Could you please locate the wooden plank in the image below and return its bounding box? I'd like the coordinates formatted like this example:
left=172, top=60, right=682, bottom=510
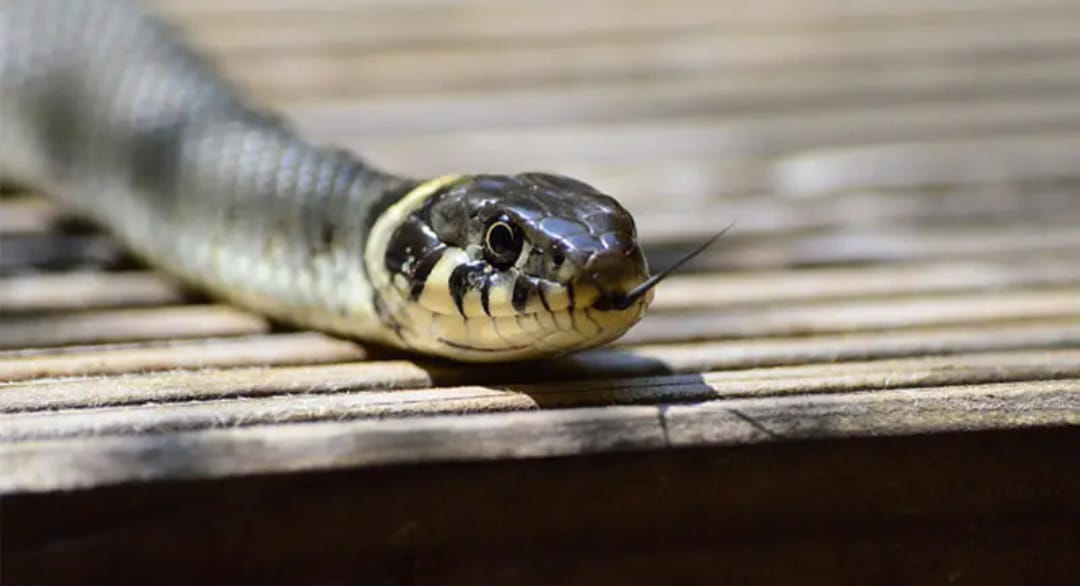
left=0, top=272, right=185, bottom=313
left=217, top=15, right=1080, bottom=98
left=4, top=343, right=1075, bottom=412
left=0, top=305, right=269, bottom=350
left=650, top=224, right=1080, bottom=269
left=153, top=0, right=1078, bottom=17
left=0, top=234, right=128, bottom=275
left=662, top=380, right=1080, bottom=444
left=166, top=3, right=1080, bottom=61
left=0, top=333, right=366, bottom=383
left=1, top=347, right=1075, bottom=420
left=349, top=98, right=1080, bottom=173
left=7, top=426, right=1075, bottom=586
left=2, top=378, right=1075, bottom=492
left=604, top=320, right=1080, bottom=374
left=285, top=58, right=1080, bottom=134
left=0, top=198, right=63, bottom=234
left=776, top=135, right=1080, bottom=195
left=0, top=406, right=665, bottom=487
left=652, top=257, right=1080, bottom=310
left=5, top=426, right=1077, bottom=586
left=625, top=287, right=1080, bottom=345
left=162, top=0, right=1080, bottom=43
left=176, top=0, right=752, bottom=53
left=190, top=5, right=1080, bottom=56
left=560, top=157, right=770, bottom=203
left=0, top=359, right=436, bottom=414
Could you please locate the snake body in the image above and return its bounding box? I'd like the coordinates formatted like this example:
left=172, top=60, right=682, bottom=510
left=0, top=0, right=653, bottom=361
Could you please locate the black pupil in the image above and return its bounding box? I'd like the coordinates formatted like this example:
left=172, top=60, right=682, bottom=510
left=486, top=220, right=520, bottom=266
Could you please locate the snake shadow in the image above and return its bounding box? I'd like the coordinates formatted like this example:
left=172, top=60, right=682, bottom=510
left=372, top=343, right=709, bottom=413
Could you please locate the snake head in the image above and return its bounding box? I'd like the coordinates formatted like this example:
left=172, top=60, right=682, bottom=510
left=367, top=172, right=652, bottom=361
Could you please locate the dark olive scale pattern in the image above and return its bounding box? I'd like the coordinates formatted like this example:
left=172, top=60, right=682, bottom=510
left=448, top=262, right=488, bottom=316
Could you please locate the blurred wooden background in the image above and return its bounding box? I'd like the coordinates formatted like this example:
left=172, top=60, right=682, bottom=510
left=2, top=0, right=1078, bottom=584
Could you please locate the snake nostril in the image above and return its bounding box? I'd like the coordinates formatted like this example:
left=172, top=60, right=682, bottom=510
left=582, top=251, right=643, bottom=300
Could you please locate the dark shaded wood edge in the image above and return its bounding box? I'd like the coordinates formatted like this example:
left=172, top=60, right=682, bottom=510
left=3, top=426, right=1078, bottom=586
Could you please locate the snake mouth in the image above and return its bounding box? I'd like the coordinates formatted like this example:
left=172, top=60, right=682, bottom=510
left=387, top=284, right=651, bottom=362
left=591, top=289, right=646, bottom=312
left=573, top=272, right=653, bottom=314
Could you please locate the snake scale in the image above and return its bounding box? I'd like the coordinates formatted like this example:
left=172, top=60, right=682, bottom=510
left=0, top=0, right=692, bottom=361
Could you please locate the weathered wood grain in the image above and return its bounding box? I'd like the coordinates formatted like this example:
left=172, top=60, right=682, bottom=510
left=606, top=320, right=1080, bottom=373
left=650, top=224, right=1080, bottom=269
left=153, top=0, right=1076, bottom=17
left=3, top=378, right=1075, bottom=492
left=177, top=0, right=747, bottom=53
left=653, top=258, right=1080, bottom=310
left=164, top=0, right=1080, bottom=55
left=0, top=305, right=268, bottom=350
left=626, top=287, right=1080, bottom=344
left=350, top=98, right=1080, bottom=174
left=0, top=333, right=367, bottom=382
left=777, top=135, right=1080, bottom=195
left=217, top=15, right=1080, bottom=98
left=0, top=198, right=63, bottom=234
left=1, top=351, right=1075, bottom=440
left=0, top=272, right=185, bottom=313
left=662, top=379, right=1080, bottom=444
left=284, top=61, right=1080, bottom=135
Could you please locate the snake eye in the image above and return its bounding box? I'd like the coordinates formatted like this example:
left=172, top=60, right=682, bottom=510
left=484, top=216, right=523, bottom=269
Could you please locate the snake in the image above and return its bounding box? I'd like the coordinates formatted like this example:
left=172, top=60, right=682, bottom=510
left=0, top=0, right=715, bottom=362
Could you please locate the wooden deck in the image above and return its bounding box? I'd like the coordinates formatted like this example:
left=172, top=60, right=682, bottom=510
left=2, top=0, right=1079, bottom=584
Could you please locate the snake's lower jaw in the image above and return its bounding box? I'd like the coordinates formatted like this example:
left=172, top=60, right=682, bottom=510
left=387, top=290, right=650, bottom=362
left=577, top=293, right=652, bottom=347
left=462, top=274, right=653, bottom=361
